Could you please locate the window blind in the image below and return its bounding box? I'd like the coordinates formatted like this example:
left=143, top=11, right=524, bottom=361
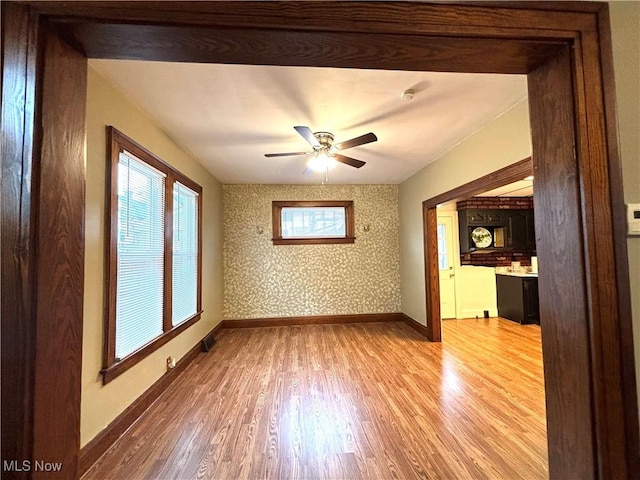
left=115, top=151, right=165, bottom=359
left=172, top=182, right=198, bottom=326
left=437, top=223, right=449, bottom=270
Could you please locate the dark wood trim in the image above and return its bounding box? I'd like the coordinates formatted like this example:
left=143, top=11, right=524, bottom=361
left=222, top=313, right=403, bottom=329
left=163, top=172, right=175, bottom=333
left=596, top=5, right=640, bottom=475
left=34, top=25, right=87, bottom=478
left=528, top=45, right=596, bottom=478
left=423, top=207, right=442, bottom=342
left=399, top=313, right=431, bottom=339
left=424, top=157, right=533, bottom=209
left=567, top=10, right=639, bottom=476
left=197, top=185, right=203, bottom=314
left=272, top=237, right=356, bottom=246
left=30, top=1, right=600, bottom=36
left=272, top=200, right=355, bottom=245
left=450, top=1, right=605, bottom=14
left=51, top=23, right=567, bottom=75
left=345, top=200, right=355, bottom=239
left=271, top=199, right=279, bottom=242
left=103, top=127, right=203, bottom=384
left=208, top=319, right=226, bottom=339
left=28, top=1, right=596, bottom=31
left=79, top=324, right=221, bottom=476
left=272, top=200, right=355, bottom=209
left=110, top=127, right=178, bottom=181
left=104, top=127, right=119, bottom=370
left=109, top=127, right=204, bottom=195
left=101, top=312, right=202, bottom=384
left=1, top=3, right=39, bottom=471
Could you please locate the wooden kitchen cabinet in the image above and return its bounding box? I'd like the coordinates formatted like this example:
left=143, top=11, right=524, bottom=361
left=464, top=209, right=505, bottom=226
left=525, top=211, right=536, bottom=251
left=506, top=210, right=536, bottom=251
left=507, top=211, right=527, bottom=249
left=496, top=273, right=540, bottom=324
left=458, top=208, right=536, bottom=254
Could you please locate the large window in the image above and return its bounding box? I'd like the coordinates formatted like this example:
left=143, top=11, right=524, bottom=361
left=103, top=127, right=202, bottom=383
left=272, top=201, right=355, bottom=245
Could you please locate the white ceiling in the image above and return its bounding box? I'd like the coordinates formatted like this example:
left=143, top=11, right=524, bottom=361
left=90, top=60, right=528, bottom=185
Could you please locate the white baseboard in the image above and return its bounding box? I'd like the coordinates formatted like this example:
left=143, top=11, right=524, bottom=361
left=457, top=308, right=499, bottom=319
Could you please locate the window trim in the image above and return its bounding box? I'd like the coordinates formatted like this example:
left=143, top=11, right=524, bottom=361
left=103, top=127, right=203, bottom=384
left=271, top=200, right=355, bottom=245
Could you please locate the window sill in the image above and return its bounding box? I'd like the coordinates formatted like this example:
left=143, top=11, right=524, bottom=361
left=272, top=237, right=356, bottom=245
left=101, top=311, right=202, bottom=384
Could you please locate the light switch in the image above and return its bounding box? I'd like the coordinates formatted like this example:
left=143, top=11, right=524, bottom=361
left=628, top=203, right=640, bottom=235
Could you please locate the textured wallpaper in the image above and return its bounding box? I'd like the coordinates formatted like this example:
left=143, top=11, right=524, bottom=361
left=223, top=184, right=401, bottom=318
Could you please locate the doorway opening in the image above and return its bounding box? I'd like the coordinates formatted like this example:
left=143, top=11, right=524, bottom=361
left=423, top=158, right=533, bottom=339
left=437, top=172, right=536, bottom=322
left=4, top=3, right=637, bottom=478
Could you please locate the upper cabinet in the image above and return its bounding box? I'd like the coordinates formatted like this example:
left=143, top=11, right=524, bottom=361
left=458, top=204, right=536, bottom=254
left=526, top=211, right=536, bottom=251
left=465, top=209, right=507, bottom=226
left=506, top=210, right=535, bottom=250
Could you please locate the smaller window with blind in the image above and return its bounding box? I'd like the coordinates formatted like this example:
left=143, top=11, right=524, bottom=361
left=103, top=127, right=202, bottom=384
left=272, top=201, right=355, bottom=245
left=172, top=182, right=199, bottom=326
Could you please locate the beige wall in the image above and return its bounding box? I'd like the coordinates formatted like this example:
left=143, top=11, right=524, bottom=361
left=398, top=100, right=532, bottom=324
left=223, top=184, right=401, bottom=318
left=609, top=0, right=640, bottom=409
left=81, top=67, right=224, bottom=447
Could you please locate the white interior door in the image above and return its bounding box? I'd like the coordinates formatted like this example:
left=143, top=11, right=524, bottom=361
left=437, top=215, right=457, bottom=319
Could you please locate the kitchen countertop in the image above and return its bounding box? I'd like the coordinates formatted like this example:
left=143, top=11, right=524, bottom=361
left=495, top=271, right=538, bottom=278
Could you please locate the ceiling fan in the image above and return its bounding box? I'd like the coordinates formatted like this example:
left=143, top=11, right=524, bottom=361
left=265, top=126, right=377, bottom=180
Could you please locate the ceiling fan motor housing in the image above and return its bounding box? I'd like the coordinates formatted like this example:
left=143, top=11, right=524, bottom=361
left=264, top=126, right=373, bottom=170
left=314, top=132, right=335, bottom=149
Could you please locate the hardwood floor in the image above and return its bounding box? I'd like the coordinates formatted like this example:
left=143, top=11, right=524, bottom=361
left=83, top=319, right=548, bottom=479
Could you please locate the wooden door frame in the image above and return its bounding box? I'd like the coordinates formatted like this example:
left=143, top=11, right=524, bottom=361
left=2, top=1, right=637, bottom=478
left=424, top=158, right=534, bottom=341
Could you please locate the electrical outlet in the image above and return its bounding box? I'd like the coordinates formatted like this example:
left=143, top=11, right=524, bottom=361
left=166, top=356, right=176, bottom=370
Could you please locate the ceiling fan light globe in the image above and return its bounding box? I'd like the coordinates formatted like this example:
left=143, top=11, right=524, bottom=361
left=307, top=153, right=337, bottom=172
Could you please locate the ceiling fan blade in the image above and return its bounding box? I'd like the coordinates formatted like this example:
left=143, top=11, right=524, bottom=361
left=335, top=132, right=377, bottom=150
left=294, top=126, right=320, bottom=148
left=264, top=151, right=309, bottom=158
left=333, top=153, right=366, bottom=168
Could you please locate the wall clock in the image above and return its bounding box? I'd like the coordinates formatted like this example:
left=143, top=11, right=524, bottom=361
left=471, top=227, right=492, bottom=248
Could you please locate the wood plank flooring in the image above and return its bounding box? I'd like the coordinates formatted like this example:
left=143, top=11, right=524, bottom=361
left=83, top=319, right=548, bottom=479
